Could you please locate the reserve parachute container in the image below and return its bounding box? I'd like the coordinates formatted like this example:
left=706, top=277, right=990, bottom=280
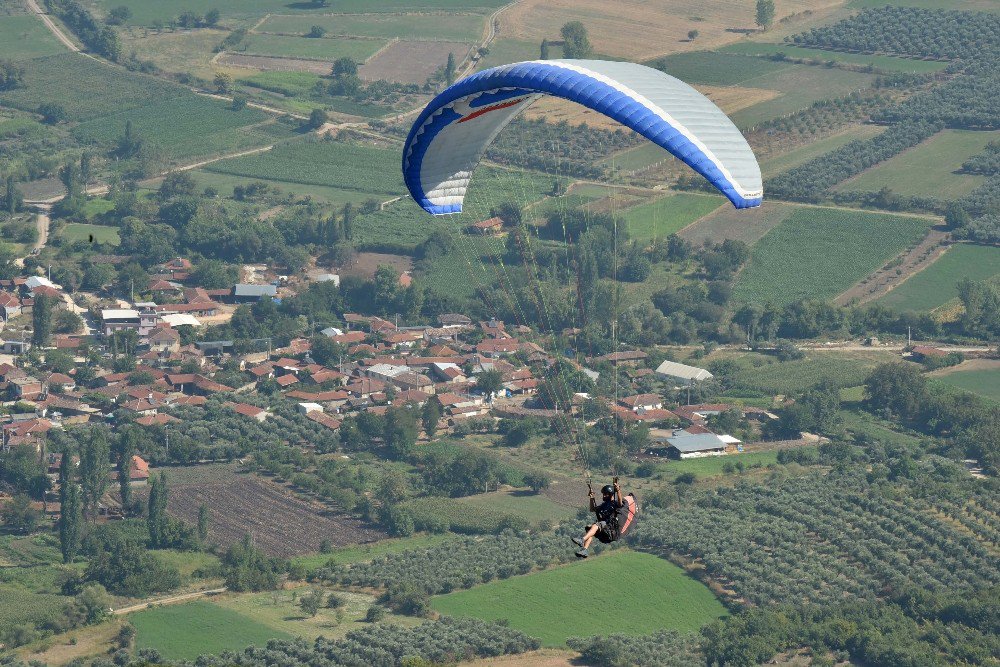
left=402, top=59, right=762, bottom=214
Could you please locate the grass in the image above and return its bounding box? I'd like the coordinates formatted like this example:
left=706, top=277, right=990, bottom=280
left=205, top=138, right=404, bottom=195
left=0, top=115, right=48, bottom=141
left=190, top=169, right=382, bottom=206
left=59, top=223, right=121, bottom=245
left=603, top=143, right=671, bottom=172
left=730, top=66, right=875, bottom=129
left=835, top=129, right=1000, bottom=199
left=72, top=96, right=291, bottom=162
left=0, top=53, right=188, bottom=121
left=621, top=194, right=724, bottom=241
left=456, top=490, right=575, bottom=524
left=0, top=16, right=65, bottom=60
left=150, top=549, right=221, bottom=580
left=237, top=70, right=323, bottom=96
left=240, top=34, right=386, bottom=62
left=877, top=244, right=1000, bottom=312
left=652, top=51, right=791, bottom=86
left=840, top=409, right=926, bottom=448
left=259, top=13, right=484, bottom=42
left=655, top=450, right=787, bottom=481
left=733, top=207, right=932, bottom=306
left=431, top=550, right=727, bottom=646
left=933, top=369, right=1000, bottom=402
left=721, top=351, right=888, bottom=395
left=130, top=600, right=292, bottom=660
left=761, top=125, right=885, bottom=178
left=718, top=42, right=949, bottom=74
left=291, top=533, right=454, bottom=570
left=234, top=71, right=394, bottom=117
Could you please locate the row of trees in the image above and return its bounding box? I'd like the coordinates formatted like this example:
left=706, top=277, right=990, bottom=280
left=766, top=119, right=942, bottom=201
left=45, top=0, right=122, bottom=61
left=790, top=6, right=1000, bottom=61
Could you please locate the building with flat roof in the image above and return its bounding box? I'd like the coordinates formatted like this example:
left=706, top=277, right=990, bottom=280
left=654, top=360, right=714, bottom=386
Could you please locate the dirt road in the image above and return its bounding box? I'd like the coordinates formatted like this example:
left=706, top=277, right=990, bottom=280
left=111, top=587, right=227, bottom=615
left=22, top=0, right=81, bottom=53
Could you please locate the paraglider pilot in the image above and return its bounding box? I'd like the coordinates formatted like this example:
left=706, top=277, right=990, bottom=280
left=572, top=478, right=623, bottom=558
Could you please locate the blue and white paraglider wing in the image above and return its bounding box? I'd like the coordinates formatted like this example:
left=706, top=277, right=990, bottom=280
left=402, top=59, right=763, bottom=215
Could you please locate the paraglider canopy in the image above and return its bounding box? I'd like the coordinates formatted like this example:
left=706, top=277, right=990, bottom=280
left=402, top=59, right=762, bottom=214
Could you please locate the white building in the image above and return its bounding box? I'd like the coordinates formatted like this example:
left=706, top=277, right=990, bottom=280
left=654, top=360, right=714, bottom=387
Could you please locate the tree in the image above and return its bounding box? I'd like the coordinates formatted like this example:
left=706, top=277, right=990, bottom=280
left=306, top=107, right=328, bottom=130
left=560, top=21, right=592, bottom=58
left=445, top=52, right=456, bottom=86
left=106, top=5, right=131, bottom=24
left=421, top=397, right=443, bottom=437
left=687, top=29, right=699, bottom=40
left=755, top=0, right=775, bottom=31
left=115, top=119, right=142, bottom=159
left=158, top=171, right=198, bottom=199
left=341, top=202, right=355, bottom=240
left=3, top=175, right=22, bottom=215
left=115, top=427, right=139, bottom=513
left=31, top=293, right=54, bottom=346
left=864, top=363, right=927, bottom=422
left=384, top=406, right=418, bottom=459
left=524, top=472, right=550, bottom=493
left=475, top=369, right=503, bottom=400
left=204, top=8, right=221, bottom=26
left=222, top=533, right=280, bottom=591
left=0, top=60, right=25, bottom=91
left=310, top=335, right=345, bottom=368
left=540, top=38, right=550, bottom=59
left=331, top=56, right=358, bottom=78
left=300, top=589, right=324, bottom=617
left=147, top=472, right=169, bottom=547
left=79, top=428, right=110, bottom=521
left=59, top=454, right=82, bottom=563
left=197, top=504, right=210, bottom=542
left=308, top=25, right=326, bottom=38
left=2, top=494, right=39, bottom=534
left=38, top=102, right=66, bottom=125
left=214, top=71, right=233, bottom=93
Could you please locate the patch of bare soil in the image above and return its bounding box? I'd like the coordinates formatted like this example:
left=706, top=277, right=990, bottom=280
left=359, top=40, right=473, bottom=84
left=678, top=200, right=794, bottom=246
left=834, top=228, right=950, bottom=306
left=339, top=251, right=413, bottom=280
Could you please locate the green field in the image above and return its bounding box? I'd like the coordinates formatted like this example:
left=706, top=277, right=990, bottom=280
left=652, top=51, right=791, bottom=86
left=131, top=600, right=291, bottom=660
left=603, top=143, right=672, bottom=172
left=205, top=139, right=404, bottom=195
left=723, top=352, right=888, bottom=395
left=933, top=368, right=1000, bottom=402
left=0, top=54, right=188, bottom=121
left=431, top=550, right=727, bottom=646
left=0, top=16, right=65, bottom=60
left=457, top=490, right=575, bottom=524
left=59, top=223, right=121, bottom=245
left=835, top=129, right=1000, bottom=199
left=260, top=13, right=483, bottom=42
left=622, top=194, right=725, bottom=241
left=90, top=0, right=506, bottom=25
left=241, top=34, right=385, bottom=62
left=733, top=208, right=931, bottom=305
left=235, top=70, right=393, bottom=117
left=877, top=244, right=1000, bottom=312
left=190, top=169, right=380, bottom=206
left=657, top=450, right=788, bottom=480
left=718, top=42, right=949, bottom=74
left=730, top=67, right=876, bottom=129
left=761, top=125, right=885, bottom=177
left=291, top=533, right=454, bottom=570
left=0, top=115, right=48, bottom=141
left=72, top=96, right=290, bottom=161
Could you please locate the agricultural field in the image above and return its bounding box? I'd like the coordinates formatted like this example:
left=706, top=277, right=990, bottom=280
left=604, top=143, right=672, bottom=173
left=456, top=489, right=575, bottom=524
left=204, top=139, right=405, bottom=196
left=718, top=41, right=950, bottom=73
left=733, top=207, right=932, bottom=305
left=259, top=13, right=485, bottom=42
left=233, top=70, right=395, bottom=117
left=718, top=350, right=891, bottom=396
left=678, top=200, right=795, bottom=246
left=240, top=34, right=386, bottom=62
left=876, top=244, right=1000, bottom=312
left=0, top=15, right=65, bottom=60
left=0, top=53, right=187, bottom=121
left=58, top=223, right=121, bottom=245
left=359, top=40, right=471, bottom=85
left=760, top=125, right=885, bottom=177
left=431, top=550, right=728, bottom=646
left=476, top=39, right=562, bottom=71
left=652, top=449, right=788, bottom=481
left=131, top=600, right=291, bottom=660
left=835, top=129, right=1000, bottom=199
left=154, top=463, right=385, bottom=557
left=71, top=97, right=292, bottom=162
left=402, top=495, right=527, bottom=534
left=932, top=361, right=1000, bottom=402
left=730, top=66, right=876, bottom=129
left=120, top=29, right=228, bottom=79
left=621, top=193, right=725, bottom=241
left=190, top=170, right=380, bottom=206
left=653, top=51, right=792, bottom=86
left=291, top=534, right=454, bottom=570
left=847, top=0, right=1000, bottom=9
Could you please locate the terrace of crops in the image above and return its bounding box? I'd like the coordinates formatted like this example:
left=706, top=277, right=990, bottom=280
left=733, top=208, right=932, bottom=306
left=876, top=244, right=1000, bottom=312
left=258, top=13, right=484, bottom=42
left=430, top=550, right=727, bottom=647
left=621, top=194, right=725, bottom=241
left=87, top=0, right=507, bottom=25
left=203, top=139, right=405, bottom=196
left=238, top=34, right=386, bottom=63
left=835, top=129, right=1000, bottom=200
